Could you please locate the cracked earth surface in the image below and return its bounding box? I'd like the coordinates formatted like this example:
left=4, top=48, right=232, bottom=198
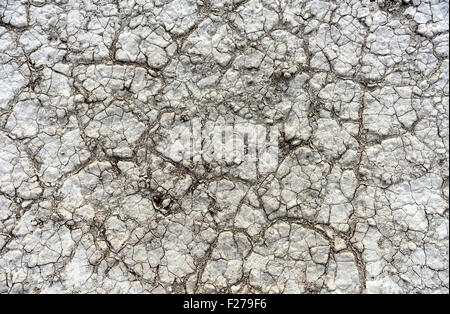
left=0, top=0, right=449, bottom=294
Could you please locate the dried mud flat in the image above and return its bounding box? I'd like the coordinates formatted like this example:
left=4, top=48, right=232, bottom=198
left=0, top=0, right=448, bottom=294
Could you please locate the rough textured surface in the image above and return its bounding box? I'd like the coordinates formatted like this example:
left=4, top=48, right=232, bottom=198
left=0, top=0, right=448, bottom=294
